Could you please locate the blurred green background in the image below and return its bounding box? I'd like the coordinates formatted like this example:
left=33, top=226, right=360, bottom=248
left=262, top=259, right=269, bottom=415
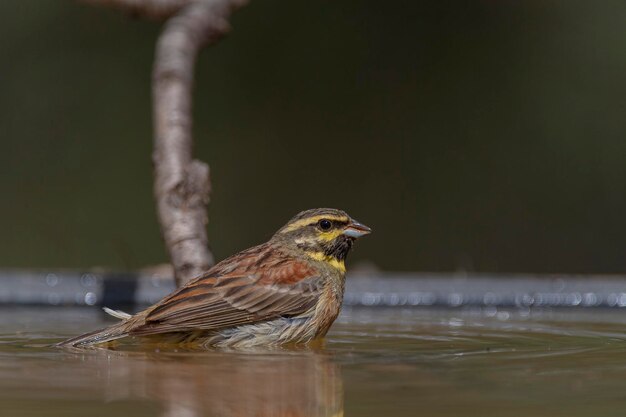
left=1, top=1, right=625, bottom=274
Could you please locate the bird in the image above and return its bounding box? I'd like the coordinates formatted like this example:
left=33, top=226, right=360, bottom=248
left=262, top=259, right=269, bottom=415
left=57, top=208, right=371, bottom=349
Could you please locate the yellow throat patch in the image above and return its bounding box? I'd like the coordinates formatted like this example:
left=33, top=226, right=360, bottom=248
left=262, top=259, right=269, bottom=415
left=306, top=251, right=346, bottom=273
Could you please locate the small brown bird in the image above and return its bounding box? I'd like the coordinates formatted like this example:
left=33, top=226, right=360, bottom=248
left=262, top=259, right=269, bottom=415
left=58, top=208, right=371, bottom=349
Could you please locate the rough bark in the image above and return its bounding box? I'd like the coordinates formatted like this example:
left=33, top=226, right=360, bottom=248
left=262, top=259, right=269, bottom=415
left=82, top=0, right=246, bottom=285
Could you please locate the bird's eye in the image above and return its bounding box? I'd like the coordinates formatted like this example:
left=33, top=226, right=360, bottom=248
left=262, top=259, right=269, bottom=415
left=318, top=219, right=332, bottom=231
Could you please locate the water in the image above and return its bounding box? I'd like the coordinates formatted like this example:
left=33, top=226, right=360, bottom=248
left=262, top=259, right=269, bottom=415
left=3, top=306, right=626, bottom=416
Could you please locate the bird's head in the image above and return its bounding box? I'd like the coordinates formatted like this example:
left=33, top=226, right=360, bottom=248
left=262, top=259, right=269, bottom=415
left=272, top=208, right=371, bottom=271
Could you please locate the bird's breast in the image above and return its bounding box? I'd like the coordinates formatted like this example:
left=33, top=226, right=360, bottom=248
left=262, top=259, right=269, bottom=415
left=311, top=273, right=346, bottom=338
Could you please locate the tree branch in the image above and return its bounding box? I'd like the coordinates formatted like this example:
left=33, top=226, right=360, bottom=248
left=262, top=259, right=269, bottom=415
left=82, top=0, right=247, bottom=285
left=81, top=0, right=194, bottom=19
left=153, top=0, right=245, bottom=285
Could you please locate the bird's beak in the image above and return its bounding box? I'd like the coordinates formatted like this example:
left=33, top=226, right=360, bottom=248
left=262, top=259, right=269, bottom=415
left=343, top=220, right=372, bottom=238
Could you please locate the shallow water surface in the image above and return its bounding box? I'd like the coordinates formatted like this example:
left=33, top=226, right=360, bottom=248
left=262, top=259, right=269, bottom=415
left=3, top=306, right=626, bottom=416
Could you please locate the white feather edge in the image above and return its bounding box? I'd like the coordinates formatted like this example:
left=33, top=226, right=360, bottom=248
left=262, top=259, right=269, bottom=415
left=102, top=307, right=132, bottom=320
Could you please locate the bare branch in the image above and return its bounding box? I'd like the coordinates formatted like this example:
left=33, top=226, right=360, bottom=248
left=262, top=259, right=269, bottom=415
left=80, top=0, right=195, bottom=19
left=153, top=0, right=245, bottom=285
left=82, top=0, right=246, bottom=285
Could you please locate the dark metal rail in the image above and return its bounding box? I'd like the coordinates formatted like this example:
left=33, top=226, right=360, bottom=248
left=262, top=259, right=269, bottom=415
left=2, top=269, right=626, bottom=309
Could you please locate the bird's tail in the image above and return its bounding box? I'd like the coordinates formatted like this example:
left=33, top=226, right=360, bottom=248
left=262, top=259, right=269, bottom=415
left=55, top=320, right=131, bottom=348
left=56, top=308, right=140, bottom=348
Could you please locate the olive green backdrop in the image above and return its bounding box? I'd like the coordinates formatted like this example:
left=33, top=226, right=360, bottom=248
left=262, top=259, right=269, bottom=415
left=1, top=1, right=625, bottom=273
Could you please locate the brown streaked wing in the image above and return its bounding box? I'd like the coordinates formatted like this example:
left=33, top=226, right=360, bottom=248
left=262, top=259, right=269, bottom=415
left=129, top=247, right=323, bottom=336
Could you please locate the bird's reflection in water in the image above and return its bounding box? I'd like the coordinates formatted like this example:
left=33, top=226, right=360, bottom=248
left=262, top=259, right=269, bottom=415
left=76, top=346, right=343, bottom=417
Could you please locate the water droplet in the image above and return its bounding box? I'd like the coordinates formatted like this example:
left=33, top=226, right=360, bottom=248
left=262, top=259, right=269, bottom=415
left=386, top=293, right=401, bottom=306
left=566, top=292, right=582, bottom=306
left=80, top=274, right=97, bottom=287
left=582, top=292, right=597, bottom=306
left=483, top=292, right=499, bottom=305
left=362, top=292, right=381, bottom=306
left=448, top=293, right=463, bottom=307
left=46, top=274, right=59, bottom=287
left=496, top=311, right=510, bottom=321
left=84, top=292, right=97, bottom=306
